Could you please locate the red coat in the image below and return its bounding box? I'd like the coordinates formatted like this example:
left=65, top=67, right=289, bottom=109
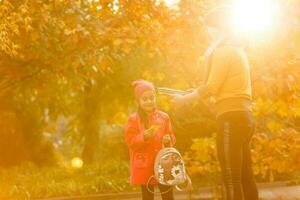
left=124, top=110, right=176, bottom=185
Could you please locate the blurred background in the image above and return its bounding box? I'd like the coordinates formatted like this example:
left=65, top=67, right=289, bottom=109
left=0, top=0, right=299, bottom=198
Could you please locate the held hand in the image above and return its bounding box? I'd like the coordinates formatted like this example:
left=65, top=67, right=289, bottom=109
left=171, top=89, right=201, bottom=109
left=171, top=94, right=187, bottom=109
left=144, top=125, right=160, bottom=141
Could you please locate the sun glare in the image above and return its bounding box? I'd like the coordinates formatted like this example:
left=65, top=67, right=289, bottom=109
left=232, top=0, right=277, bottom=34
left=71, top=157, right=83, bottom=169
left=164, top=0, right=180, bottom=8
left=156, top=0, right=180, bottom=10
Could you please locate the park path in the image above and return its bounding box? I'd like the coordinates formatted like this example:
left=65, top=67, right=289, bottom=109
left=36, top=182, right=300, bottom=200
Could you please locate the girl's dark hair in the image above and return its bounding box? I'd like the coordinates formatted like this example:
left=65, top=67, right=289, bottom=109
left=137, top=106, right=149, bottom=129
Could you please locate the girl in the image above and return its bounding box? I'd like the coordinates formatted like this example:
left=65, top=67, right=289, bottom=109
left=125, top=80, right=176, bottom=200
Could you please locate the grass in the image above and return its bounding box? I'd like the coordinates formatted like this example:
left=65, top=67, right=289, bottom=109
left=1, top=159, right=299, bottom=200
left=0, top=159, right=134, bottom=199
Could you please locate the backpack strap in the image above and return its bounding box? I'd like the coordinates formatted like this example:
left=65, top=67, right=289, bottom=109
left=175, top=174, right=193, bottom=191
left=146, top=176, right=173, bottom=195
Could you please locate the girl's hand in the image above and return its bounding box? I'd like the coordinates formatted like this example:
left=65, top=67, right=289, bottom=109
left=162, top=134, right=171, bottom=146
left=144, top=125, right=160, bottom=141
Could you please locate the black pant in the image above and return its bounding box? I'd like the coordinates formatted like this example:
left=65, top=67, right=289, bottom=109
left=141, top=184, right=174, bottom=200
left=217, top=111, right=258, bottom=200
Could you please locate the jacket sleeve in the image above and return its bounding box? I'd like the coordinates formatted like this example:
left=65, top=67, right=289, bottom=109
left=124, top=115, right=148, bottom=151
left=205, top=47, right=231, bottom=96
left=165, top=115, right=176, bottom=147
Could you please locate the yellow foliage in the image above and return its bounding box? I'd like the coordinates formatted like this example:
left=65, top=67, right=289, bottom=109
left=185, top=129, right=300, bottom=181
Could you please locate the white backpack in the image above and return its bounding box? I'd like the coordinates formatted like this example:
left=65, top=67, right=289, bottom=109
left=148, top=147, right=192, bottom=193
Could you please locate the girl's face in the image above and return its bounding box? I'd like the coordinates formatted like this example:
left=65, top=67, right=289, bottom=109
left=138, top=90, right=156, bottom=113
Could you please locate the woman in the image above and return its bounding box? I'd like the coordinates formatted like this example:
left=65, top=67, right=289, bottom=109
left=172, top=6, right=259, bottom=200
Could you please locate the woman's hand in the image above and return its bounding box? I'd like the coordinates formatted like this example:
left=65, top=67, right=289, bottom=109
left=171, top=89, right=200, bottom=109
left=171, top=94, right=187, bottom=109
left=186, top=88, right=196, bottom=93
left=162, top=134, right=171, bottom=146
left=144, top=125, right=160, bottom=141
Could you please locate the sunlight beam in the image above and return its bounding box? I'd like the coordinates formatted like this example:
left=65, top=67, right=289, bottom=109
left=231, top=0, right=277, bottom=35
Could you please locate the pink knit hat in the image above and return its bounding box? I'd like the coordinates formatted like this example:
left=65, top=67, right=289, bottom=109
left=132, top=80, right=155, bottom=99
